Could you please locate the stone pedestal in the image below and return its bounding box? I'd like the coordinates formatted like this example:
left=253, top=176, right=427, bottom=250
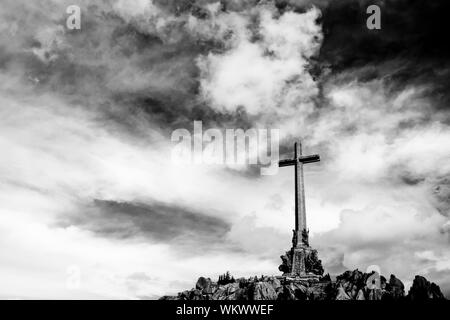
left=279, top=244, right=324, bottom=278
left=291, top=245, right=311, bottom=276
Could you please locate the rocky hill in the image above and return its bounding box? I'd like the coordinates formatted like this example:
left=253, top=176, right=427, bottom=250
left=160, top=270, right=446, bottom=301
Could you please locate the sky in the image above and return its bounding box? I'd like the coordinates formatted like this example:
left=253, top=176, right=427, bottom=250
left=0, top=0, right=449, bottom=299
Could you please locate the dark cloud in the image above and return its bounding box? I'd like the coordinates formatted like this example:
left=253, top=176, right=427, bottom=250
left=127, top=272, right=154, bottom=282
left=318, top=0, right=450, bottom=68
left=0, top=0, right=269, bottom=141
left=2, top=0, right=449, bottom=137
left=311, top=0, right=450, bottom=113
left=58, top=199, right=232, bottom=251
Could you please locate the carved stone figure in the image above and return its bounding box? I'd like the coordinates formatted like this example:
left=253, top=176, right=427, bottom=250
left=304, top=249, right=324, bottom=275
left=292, top=230, right=297, bottom=247
left=278, top=251, right=292, bottom=274
left=302, top=228, right=309, bottom=246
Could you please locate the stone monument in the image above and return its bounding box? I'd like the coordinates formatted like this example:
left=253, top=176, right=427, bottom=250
left=278, top=141, right=324, bottom=280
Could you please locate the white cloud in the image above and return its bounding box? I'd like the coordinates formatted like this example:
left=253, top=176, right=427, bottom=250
left=197, top=5, right=322, bottom=116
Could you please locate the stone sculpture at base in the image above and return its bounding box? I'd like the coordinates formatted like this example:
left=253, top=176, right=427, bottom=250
left=279, top=234, right=324, bottom=279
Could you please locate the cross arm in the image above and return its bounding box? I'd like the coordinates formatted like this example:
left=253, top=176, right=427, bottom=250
left=279, top=155, right=320, bottom=167
left=278, top=159, right=296, bottom=167
left=299, top=154, right=320, bottom=164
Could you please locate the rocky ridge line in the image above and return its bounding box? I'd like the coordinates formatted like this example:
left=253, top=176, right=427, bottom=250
left=160, top=270, right=446, bottom=301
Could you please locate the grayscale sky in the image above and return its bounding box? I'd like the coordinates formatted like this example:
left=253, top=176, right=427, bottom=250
left=0, top=0, right=449, bottom=299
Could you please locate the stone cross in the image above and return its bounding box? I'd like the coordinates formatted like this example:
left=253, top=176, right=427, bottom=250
left=279, top=142, right=320, bottom=247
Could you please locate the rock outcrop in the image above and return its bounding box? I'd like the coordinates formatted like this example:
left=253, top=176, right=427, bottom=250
left=160, top=270, right=446, bottom=301
left=407, top=275, right=446, bottom=300
left=195, top=277, right=213, bottom=295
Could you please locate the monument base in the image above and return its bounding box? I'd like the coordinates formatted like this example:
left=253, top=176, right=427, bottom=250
left=279, top=244, right=324, bottom=278
left=291, top=246, right=311, bottom=275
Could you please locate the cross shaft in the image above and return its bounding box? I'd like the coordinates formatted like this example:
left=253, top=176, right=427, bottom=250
left=278, top=142, right=320, bottom=247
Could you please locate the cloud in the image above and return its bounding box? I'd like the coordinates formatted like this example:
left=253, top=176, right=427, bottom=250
left=197, top=4, right=322, bottom=120
left=58, top=199, right=232, bottom=251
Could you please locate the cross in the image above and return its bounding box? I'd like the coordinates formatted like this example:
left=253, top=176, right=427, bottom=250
left=279, top=141, right=320, bottom=247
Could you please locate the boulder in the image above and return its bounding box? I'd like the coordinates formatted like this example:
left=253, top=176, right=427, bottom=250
left=189, top=289, right=204, bottom=300
left=212, top=283, right=240, bottom=300
left=389, top=274, right=405, bottom=299
left=179, top=290, right=191, bottom=300
left=196, top=277, right=212, bottom=294
left=356, top=289, right=365, bottom=300
left=268, top=277, right=282, bottom=291
left=159, top=295, right=178, bottom=300
left=234, top=287, right=249, bottom=300
left=292, top=282, right=308, bottom=300
left=408, top=275, right=446, bottom=300
left=252, top=282, right=278, bottom=300
left=336, top=285, right=351, bottom=300
left=279, top=284, right=296, bottom=300
left=350, top=284, right=358, bottom=299
left=308, top=282, right=331, bottom=300
left=368, top=288, right=382, bottom=300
